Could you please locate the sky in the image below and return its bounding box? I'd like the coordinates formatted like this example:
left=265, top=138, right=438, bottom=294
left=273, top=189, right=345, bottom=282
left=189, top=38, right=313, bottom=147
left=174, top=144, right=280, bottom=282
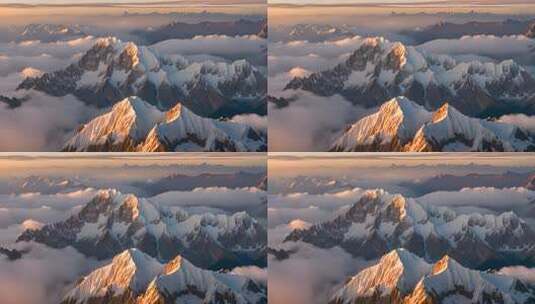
left=268, top=0, right=535, bottom=16
left=0, top=0, right=264, bottom=4
left=0, top=153, right=266, bottom=176
left=269, top=0, right=533, bottom=4
left=269, top=153, right=535, bottom=177
left=0, top=1, right=266, bottom=17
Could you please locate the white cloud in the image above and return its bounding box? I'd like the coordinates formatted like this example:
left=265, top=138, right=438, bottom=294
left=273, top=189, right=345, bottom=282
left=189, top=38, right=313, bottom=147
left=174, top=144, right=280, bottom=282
left=0, top=37, right=96, bottom=76
left=0, top=91, right=99, bottom=151
left=0, top=243, right=101, bottom=304
left=268, top=37, right=361, bottom=77
left=268, top=243, right=372, bottom=304
left=268, top=189, right=368, bottom=228
left=150, top=35, right=266, bottom=58
left=269, top=91, right=372, bottom=151
left=0, top=38, right=98, bottom=153
left=269, top=54, right=344, bottom=77
left=0, top=37, right=96, bottom=59
left=417, top=35, right=535, bottom=62
left=0, top=189, right=98, bottom=228
left=498, top=266, right=535, bottom=284
left=150, top=187, right=266, bottom=210
left=417, top=187, right=535, bottom=212
left=230, top=266, right=267, bottom=284
left=230, top=113, right=267, bottom=133
left=269, top=207, right=334, bottom=229
left=498, top=113, right=535, bottom=133
left=267, top=37, right=379, bottom=152
left=269, top=37, right=362, bottom=61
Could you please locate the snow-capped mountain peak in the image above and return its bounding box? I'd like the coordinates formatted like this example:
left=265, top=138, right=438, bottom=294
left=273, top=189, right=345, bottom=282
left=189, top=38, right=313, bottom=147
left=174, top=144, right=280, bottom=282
left=430, top=254, right=453, bottom=275
left=431, top=102, right=451, bottom=123
left=330, top=250, right=535, bottom=304
left=62, top=248, right=163, bottom=304
left=332, top=97, right=535, bottom=152
left=18, top=37, right=266, bottom=117
left=62, top=96, right=164, bottom=151
left=285, top=189, right=535, bottom=269
left=285, top=36, right=535, bottom=118
left=63, top=96, right=266, bottom=152
left=331, top=248, right=431, bottom=303
left=62, top=249, right=267, bottom=304
left=331, top=96, right=432, bottom=151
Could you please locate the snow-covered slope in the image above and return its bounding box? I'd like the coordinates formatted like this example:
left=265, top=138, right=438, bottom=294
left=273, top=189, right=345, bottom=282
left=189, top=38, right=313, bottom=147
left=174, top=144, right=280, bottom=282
left=17, top=189, right=267, bottom=269
left=139, top=254, right=266, bottom=304
left=285, top=36, right=535, bottom=118
left=330, top=249, right=432, bottom=304
left=62, top=249, right=163, bottom=304
left=284, top=189, right=535, bottom=269
left=331, top=96, right=432, bottom=151
left=17, top=37, right=266, bottom=118
left=62, top=249, right=267, bottom=304
left=330, top=249, right=535, bottom=304
left=331, top=97, right=535, bottom=152
left=62, top=96, right=266, bottom=152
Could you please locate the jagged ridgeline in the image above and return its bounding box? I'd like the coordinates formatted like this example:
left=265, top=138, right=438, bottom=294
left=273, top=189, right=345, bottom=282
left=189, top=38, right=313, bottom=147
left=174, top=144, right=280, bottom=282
left=17, top=37, right=267, bottom=118
left=331, top=97, right=535, bottom=152
left=284, top=37, right=535, bottom=118
left=60, top=249, right=267, bottom=304
left=285, top=189, right=535, bottom=270
left=329, top=249, right=535, bottom=304
left=62, top=97, right=267, bottom=152
left=18, top=189, right=267, bottom=270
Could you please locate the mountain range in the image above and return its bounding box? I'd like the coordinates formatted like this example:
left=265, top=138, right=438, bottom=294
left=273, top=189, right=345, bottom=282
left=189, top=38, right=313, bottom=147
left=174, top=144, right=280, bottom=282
left=400, top=19, right=535, bottom=44
left=61, top=248, right=267, bottom=304
left=17, top=189, right=267, bottom=270
left=330, top=249, right=535, bottom=304
left=331, top=97, right=535, bottom=152
left=16, top=23, right=86, bottom=42
left=17, top=37, right=267, bottom=118
left=285, top=37, right=535, bottom=118
left=133, top=19, right=267, bottom=44
left=279, top=24, right=354, bottom=42
left=62, top=96, right=266, bottom=152
left=5, top=175, right=87, bottom=195
left=280, top=175, right=353, bottom=195
left=284, top=189, right=535, bottom=270
left=134, top=171, right=267, bottom=196
left=400, top=171, right=535, bottom=195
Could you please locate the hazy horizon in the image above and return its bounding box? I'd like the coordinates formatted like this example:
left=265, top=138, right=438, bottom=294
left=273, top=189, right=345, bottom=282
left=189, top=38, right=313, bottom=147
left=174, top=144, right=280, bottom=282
left=0, top=1, right=266, bottom=19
